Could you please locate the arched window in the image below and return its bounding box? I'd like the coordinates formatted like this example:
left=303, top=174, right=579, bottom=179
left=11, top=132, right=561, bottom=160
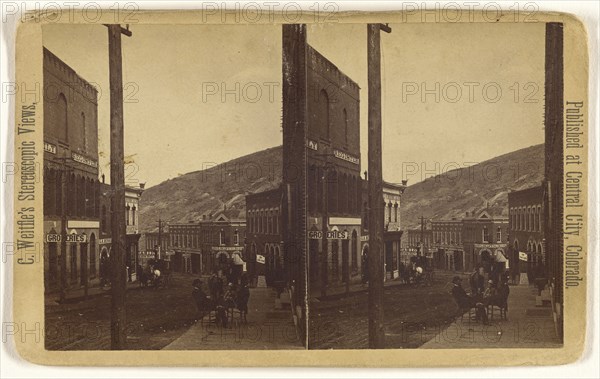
left=219, top=229, right=224, bottom=245
left=131, top=206, right=136, bottom=226
left=82, top=112, right=87, bottom=152
left=482, top=226, right=489, bottom=243
left=125, top=205, right=130, bottom=225
left=317, top=89, right=330, bottom=139
left=57, top=93, right=68, bottom=142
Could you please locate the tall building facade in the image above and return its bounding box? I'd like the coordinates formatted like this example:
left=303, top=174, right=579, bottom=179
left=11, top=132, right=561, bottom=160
left=43, top=48, right=100, bottom=295
left=305, top=45, right=363, bottom=290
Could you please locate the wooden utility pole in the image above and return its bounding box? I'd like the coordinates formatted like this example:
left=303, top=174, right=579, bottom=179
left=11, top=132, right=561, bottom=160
left=419, top=215, right=425, bottom=256
left=156, top=218, right=162, bottom=259
left=107, top=23, right=131, bottom=350
left=321, top=166, right=328, bottom=298
left=281, top=24, right=308, bottom=346
left=367, top=23, right=391, bottom=349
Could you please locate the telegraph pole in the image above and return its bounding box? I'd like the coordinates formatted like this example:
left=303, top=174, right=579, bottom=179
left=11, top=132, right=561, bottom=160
left=321, top=166, right=328, bottom=298
left=156, top=218, right=162, bottom=260
left=367, top=23, right=391, bottom=349
left=107, top=23, right=132, bottom=350
left=419, top=215, right=425, bottom=256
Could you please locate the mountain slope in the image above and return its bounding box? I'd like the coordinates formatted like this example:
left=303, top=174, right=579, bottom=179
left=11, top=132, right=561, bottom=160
left=139, top=146, right=282, bottom=233
left=400, top=144, right=544, bottom=229
left=139, top=143, right=544, bottom=233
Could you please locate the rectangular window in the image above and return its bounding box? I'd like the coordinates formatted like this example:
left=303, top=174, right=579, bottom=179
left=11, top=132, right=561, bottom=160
left=496, top=227, right=501, bottom=243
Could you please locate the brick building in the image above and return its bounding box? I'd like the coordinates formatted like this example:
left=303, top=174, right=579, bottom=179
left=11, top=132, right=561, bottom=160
left=431, top=219, right=463, bottom=271
left=245, top=186, right=283, bottom=286
left=167, top=209, right=246, bottom=277
left=462, top=210, right=509, bottom=273
left=43, top=48, right=100, bottom=295
left=305, top=45, right=363, bottom=291
left=508, top=185, right=544, bottom=283
left=401, top=227, right=433, bottom=265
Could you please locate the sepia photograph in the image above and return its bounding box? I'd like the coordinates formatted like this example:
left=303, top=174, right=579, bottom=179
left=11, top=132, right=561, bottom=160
left=37, top=16, right=572, bottom=353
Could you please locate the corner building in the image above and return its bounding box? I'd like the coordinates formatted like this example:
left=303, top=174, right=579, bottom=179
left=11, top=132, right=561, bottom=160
left=304, top=46, right=363, bottom=290
left=43, top=48, right=100, bottom=295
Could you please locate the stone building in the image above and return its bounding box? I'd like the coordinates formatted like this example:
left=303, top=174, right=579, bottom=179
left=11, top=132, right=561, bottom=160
left=43, top=48, right=100, bottom=295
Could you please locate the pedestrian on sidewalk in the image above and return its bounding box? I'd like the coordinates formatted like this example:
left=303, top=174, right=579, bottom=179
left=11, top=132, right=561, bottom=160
left=236, top=281, right=250, bottom=324
left=452, top=276, right=489, bottom=325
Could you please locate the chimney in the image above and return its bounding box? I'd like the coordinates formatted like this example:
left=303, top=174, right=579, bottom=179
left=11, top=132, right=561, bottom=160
left=139, top=182, right=146, bottom=190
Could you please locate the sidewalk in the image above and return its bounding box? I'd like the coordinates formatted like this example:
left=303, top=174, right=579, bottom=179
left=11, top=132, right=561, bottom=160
left=419, top=283, right=562, bottom=349
left=163, top=287, right=304, bottom=350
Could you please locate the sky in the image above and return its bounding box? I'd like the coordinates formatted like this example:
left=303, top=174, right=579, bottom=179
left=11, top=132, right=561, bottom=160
left=42, top=22, right=544, bottom=187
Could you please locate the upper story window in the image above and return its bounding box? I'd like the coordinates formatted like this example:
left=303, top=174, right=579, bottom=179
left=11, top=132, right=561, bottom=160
left=234, top=229, right=239, bottom=245
left=482, top=226, right=489, bottom=243
left=496, top=227, right=502, bottom=243
left=219, top=229, right=224, bottom=245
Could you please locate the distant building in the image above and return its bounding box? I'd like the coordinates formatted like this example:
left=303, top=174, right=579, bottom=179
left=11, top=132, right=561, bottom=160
left=167, top=209, right=246, bottom=277
left=245, top=186, right=283, bottom=286
left=43, top=48, right=100, bottom=295
left=431, top=219, right=464, bottom=271
left=462, top=210, right=509, bottom=274
left=508, top=185, right=545, bottom=283
left=401, top=227, right=433, bottom=265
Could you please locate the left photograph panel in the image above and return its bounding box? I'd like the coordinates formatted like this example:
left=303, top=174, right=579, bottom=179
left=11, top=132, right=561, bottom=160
left=41, top=23, right=306, bottom=350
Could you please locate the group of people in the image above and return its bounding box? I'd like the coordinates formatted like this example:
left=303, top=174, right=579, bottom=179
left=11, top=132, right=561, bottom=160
left=451, top=266, right=510, bottom=324
left=137, top=259, right=169, bottom=289
left=192, top=270, right=250, bottom=327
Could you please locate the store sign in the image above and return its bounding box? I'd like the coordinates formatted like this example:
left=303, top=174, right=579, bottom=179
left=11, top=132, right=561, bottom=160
left=519, top=251, right=528, bottom=261
left=256, top=254, right=266, bottom=264
left=333, top=149, right=359, bottom=165
left=44, top=142, right=56, bottom=154
left=306, top=139, right=318, bottom=151
left=45, top=233, right=87, bottom=243
left=72, top=152, right=98, bottom=168
left=308, top=230, right=349, bottom=240
left=210, top=246, right=243, bottom=252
